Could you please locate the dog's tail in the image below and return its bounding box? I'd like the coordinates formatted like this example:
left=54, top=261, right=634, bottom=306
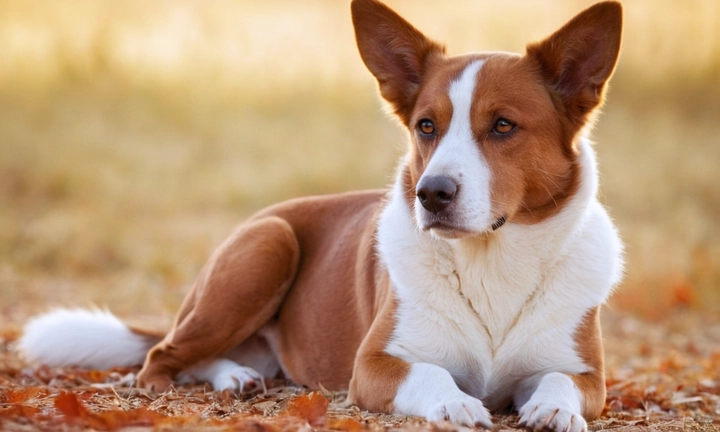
left=17, top=309, right=163, bottom=370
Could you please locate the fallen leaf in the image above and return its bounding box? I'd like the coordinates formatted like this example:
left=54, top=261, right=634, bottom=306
left=285, top=392, right=329, bottom=426
left=54, top=390, right=86, bottom=417
left=0, top=404, right=41, bottom=419
left=326, top=416, right=364, bottom=431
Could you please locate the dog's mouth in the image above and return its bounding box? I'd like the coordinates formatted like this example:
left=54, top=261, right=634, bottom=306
left=421, top=214, right=508, bottom=238
left=424, top=221, right=474, bottom=239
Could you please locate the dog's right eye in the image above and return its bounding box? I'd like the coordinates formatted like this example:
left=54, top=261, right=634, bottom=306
left=493, top=118, right=515, bottom=134
left=418, top=119, right=436, bottom=136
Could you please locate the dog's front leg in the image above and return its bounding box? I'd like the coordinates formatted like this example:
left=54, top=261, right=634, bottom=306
left=517, top=372, right=589, bottom=432
left=517, top=367, right=605, bottom=432
left=517, top=308, right=606, bottom=432
left=351, top=355, right=491, bottom=428
left=396, top=362, right=493, bottom=427
left=349, top=296, right=492, bottom=429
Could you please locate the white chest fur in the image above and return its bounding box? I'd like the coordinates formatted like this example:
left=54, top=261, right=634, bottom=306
left=377, top=140, right=623, bottom=410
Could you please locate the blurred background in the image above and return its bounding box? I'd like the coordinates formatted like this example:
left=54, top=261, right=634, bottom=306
left=1, top=0, right=718, bottom=321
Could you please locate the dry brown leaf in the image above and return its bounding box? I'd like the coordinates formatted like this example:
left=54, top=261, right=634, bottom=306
left=0, top=403, right=41, bottom=420
left=54, top=390, right=85, bottom=417
left=285, top=391, right=329, bottom=426
left=326, top=416, right=364, bottom=431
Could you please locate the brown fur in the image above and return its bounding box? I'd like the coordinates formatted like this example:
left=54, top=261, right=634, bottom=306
left=348, top=284, right=410, bottom=412
left=526, top=2, right=623, bottom=132
left=269, top=192, right=386, bottom=389
left=570, top=307, right=606, bottom=419
left=138, top=215, right=301, bottom=390
left=137, top=191, right=387, bottom=390
left=474, top=54, right=582, bottom=225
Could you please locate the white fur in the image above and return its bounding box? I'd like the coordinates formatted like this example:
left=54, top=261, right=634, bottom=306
left=394, top=362, right=491, bottom=427
left=415, top=60, right=495, bottom=234
left=18, top=309, right=155, bottom=369
left=381, top=132, right=623, bottom=424
left=180, top=358, right=264, bottom=392
left=518, top=372, right=587, bottom=432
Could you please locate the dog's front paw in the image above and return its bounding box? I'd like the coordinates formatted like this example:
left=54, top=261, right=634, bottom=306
left=210, top=364, right=264, bottom=392
left=427, top=395, right=492, bottom=429
left=519, top=402, right=586, bottom=432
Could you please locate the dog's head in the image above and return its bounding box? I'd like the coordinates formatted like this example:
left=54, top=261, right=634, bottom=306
left=352, top=0, right=622, bottom=239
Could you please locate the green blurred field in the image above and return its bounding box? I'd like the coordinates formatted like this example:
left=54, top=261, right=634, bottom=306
left=1, top=0, right=718, bottom=319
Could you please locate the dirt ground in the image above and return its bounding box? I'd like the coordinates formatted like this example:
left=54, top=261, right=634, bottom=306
left=1, top=307, right=718, bottom=431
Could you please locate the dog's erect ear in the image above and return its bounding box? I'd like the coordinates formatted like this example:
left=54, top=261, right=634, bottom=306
left=526, top=1, right=622, bottom=126
left=351, top=0, right=445, bottom=125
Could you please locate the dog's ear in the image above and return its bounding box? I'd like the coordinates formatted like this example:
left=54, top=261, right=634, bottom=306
left=351, top=0, right=445, bottom=125
left=526, top=1, right=622, bottom=127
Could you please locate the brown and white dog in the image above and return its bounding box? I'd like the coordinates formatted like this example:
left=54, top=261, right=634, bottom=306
left=19, top=1, right=624, bottom=430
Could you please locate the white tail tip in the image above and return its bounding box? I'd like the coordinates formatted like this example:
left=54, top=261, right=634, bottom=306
left=17, top=309, right=157, bottom=370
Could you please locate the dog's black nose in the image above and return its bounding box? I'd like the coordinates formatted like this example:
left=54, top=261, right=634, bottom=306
left=416, top=176, right=457, bottom=214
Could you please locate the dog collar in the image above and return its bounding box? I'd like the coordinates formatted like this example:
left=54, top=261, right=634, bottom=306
left=491, top=215, right=507, bottom=231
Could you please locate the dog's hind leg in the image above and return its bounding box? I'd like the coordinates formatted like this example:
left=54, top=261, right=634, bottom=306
left=137, top=216, right=300, bottom=392
left=177, top=333, right=279, bottom=392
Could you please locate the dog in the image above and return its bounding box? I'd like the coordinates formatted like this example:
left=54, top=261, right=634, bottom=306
left=18, top=1, right=624, bottom=430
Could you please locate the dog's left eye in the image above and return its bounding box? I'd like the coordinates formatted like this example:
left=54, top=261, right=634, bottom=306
left=418, top=119, right=436, bottom=136
left=493, top=118, right=515, bottom=134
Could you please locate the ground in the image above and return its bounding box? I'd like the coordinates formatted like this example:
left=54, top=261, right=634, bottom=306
left=1, top=308, right=719, bottom=431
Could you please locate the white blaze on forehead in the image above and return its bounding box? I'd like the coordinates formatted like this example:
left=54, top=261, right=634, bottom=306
left=416, top=60, right=494, bottom=232
left=448, top=60, right=484, bottom=126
